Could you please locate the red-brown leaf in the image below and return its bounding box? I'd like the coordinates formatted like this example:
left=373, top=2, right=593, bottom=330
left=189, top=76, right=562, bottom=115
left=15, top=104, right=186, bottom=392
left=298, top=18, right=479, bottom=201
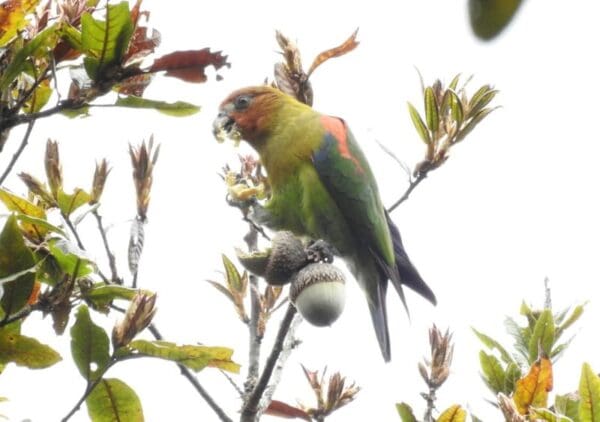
left=306, top=28, right=359, bottom=78
left=149, top=48, right=230, bottom=83
left=125, top=27, right=160, bottom=63
left=116, top=73, right=153, bottom=96
left=265, top=400, right=311, bottom=420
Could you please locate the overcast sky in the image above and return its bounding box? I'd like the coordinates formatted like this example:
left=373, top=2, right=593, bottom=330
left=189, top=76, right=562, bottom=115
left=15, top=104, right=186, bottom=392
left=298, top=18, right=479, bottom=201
left=2, top=1, right=600, bottom=421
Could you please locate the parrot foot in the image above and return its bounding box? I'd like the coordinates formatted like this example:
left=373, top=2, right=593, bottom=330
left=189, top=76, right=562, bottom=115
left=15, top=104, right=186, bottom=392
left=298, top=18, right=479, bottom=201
left=305, top=239, right=336, bottom=264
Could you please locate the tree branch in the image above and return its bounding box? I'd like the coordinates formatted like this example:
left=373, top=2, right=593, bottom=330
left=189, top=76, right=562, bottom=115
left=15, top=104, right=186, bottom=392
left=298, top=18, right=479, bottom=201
left=93, top=209, right=120, bottom=283
left=0, top=120, right=35, bottom=186
left=387, top=171, right=428, bottom=213
left=241, top=304, right=298, bottom=422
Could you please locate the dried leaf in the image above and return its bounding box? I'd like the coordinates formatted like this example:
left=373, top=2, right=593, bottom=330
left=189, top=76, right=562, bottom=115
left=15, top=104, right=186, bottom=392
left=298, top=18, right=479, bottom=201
left=265, top=400, right=311, bottom=420
left=306, top=28, right=359, bottom=78
left=149, top=48, right=229, bottom=83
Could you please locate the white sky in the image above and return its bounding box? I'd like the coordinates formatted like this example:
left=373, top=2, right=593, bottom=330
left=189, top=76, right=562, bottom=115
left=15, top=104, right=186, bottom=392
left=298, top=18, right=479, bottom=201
left=2, top=1, right=600, bottom=421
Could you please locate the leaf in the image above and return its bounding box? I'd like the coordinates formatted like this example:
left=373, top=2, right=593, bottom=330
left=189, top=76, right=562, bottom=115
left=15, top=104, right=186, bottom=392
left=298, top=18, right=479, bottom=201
left=505, top=316, right=530, bottom=363
left=505, top=362, right=522, bottom=395
left=424, top=86, right=439, bottom=132
left=0, top=215, right=35, bottom=316
left=513, top=357, right=553, bottom=415
left=530, top=407, right=573, bottom=422
left=0, top=0, right=40, bottom=46
left=148, top=48, right=229, bottom=83
left=528, top=309, right=555, bottom=362
left=579, top=363, right=600, bottom=422
left=57, top=188, right=92, bottom=216
left=0, top=322, right=61, bottom=368
left=554, top=393, right=580, bottom=422
left=222, top=254, right=243, bottom=292
left=407, top=102, right=431, bottom=144
left=556, top=304, right=585, bottom=339
left=48, top=238, right=94, bottom=277
left=84, top=284, right=139, bottom=309
left=469, top=0, right=524, bottom=40
left=0, top=188, right=47, bottom=238
left=206, top=280, right=234, bottom=303
left=306, top=28, right=359, bottom=78
left=479, top=350, right=506, bottom=394
left=455, top=106, right=498, bottom=143
left=128, top=340, right=240, bottom=374
left=437, top=404, right=467, bottom=422
left=80, top=2, right=134, bottom=80
left=468, top=85, right=498, bottom=117
left=86, top=378, right=143, bottom=422
left=70, top=305, right=110, bottom=382
left=395, top=402, right=417, bottom=422
left=0, top=24, right=57, bottom=91
left=23, top=79, right=52, bottom=113
left=15, top=214, right=66, bottom=237
left=472, top=328, right=514, bottom=364
left=114, top=96, right=200, bottom=117
left=264, top=400, right=311, bottom=420
left=448, top=90, right=464, bottom=127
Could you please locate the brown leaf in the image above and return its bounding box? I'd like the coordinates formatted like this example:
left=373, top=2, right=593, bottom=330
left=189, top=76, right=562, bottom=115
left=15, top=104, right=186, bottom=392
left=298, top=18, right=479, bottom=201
left=273, top=31, right=312, bottom=105
left=306, top=28, right=359, bottom=78
left=513, top=357, right=553, bottom=415
left=265, top=400, right=311, bottom=420
left=149, top=48, right=229, bottom=83
left=116, top=73, right=153, bottom=96
left=125, top=27, right=160, bottom=64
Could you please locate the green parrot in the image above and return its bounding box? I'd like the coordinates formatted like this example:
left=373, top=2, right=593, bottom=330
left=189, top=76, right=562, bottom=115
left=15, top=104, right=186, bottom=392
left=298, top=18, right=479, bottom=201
left=213, top=86, right=436, bottom=361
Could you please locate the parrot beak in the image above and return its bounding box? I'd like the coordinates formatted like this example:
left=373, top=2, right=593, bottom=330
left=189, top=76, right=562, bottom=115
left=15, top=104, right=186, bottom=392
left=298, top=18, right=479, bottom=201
left=213, top=110, right=234, bottom=143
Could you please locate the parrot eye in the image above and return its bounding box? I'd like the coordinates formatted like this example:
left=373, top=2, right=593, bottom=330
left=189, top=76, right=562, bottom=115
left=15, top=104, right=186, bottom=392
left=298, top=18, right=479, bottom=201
left=234, top=95, right=252, bottom=110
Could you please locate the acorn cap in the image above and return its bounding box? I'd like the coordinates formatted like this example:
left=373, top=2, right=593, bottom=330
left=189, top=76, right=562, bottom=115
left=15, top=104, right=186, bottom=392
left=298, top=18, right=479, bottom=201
left=235, top=247, right=271, bottom=277
left=290, top=263, right=346, bottom=326
left=265, top=231, right=306, bottom=285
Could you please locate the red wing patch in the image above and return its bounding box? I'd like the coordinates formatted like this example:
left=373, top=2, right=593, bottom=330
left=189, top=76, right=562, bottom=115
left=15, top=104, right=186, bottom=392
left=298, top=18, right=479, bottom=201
left=320, top=115, right=364, bottom=174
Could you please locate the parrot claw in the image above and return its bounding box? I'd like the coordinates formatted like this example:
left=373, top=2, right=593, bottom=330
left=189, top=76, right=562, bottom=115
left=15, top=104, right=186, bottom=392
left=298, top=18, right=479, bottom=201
left=306, top=239, right=336, bottom=263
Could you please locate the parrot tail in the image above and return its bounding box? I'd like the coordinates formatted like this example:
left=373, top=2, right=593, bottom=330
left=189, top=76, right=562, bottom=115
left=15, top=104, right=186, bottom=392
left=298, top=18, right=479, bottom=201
left=385, top=212, right=437, bottom=305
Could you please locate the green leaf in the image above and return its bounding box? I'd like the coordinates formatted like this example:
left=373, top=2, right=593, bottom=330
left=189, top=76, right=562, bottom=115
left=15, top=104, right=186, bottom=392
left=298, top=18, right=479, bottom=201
left=61, top=105, right=91, bottom=118
left=448, top=73, right=461, bottom=91
left=128, top=340, right=240, bottom=374
left=468, top=86, right=498, bottom=117
left=528, top=309, right=555, bottom=362
left=84, top=284, right=140, bottom=309
left=86, top=378, right=143, bottom=422
left=448, top=90, right=464, bottom=128
left=424, top=86, right=439, bottom=132
left=479, top=350, right=505, bottom=394
left=555, top=393, right=580, bottom=422
left=0, top=25, right=58, bottom=92
left=437, top=405, right=467, bottom=422
left=48, top=238, right=94, bottom=277
left=114, top=96, right=201, bottom=117
left=14, top=214, right=65, bottom=236
left=504, top=362, right=522, bottom=395
left=70, top=305, right=110, bottom=382
left=57, top=23, right=83, bottom=52
left=579, top=363, right=600, bottom=422
left=0, top=215, right=35, bottom=316
left=469, top=0, right=524, bottom=40
left=505, top=316, right=530, bottom=363
left=222, top=254, right=242, bottom=292
left=556, top=304, right=585, bottom=339
left=0, top=321, right=61, bottom=369
left=395, top=402, right=417, bottom=422
left=455, top=106, right=498, bottom=144
left=472, top=327, right=514, bottom=364
left=80, top=2, right=134, bottom=80
left=57, top=188, right=92, bottom=216
left=23, top=80, right=52, bottom=113
left=529, top=408, right=573, bottom=422
left=407, top=102, right=430, bottom=144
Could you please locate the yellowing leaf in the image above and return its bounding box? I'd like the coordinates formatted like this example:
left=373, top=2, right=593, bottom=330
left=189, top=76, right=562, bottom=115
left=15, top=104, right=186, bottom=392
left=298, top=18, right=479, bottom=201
left=86, top=378, right=143, bottom=422
left=579, top=363, right=600, bottom=422
left=513, top=357, right=553, bottom=415
left=0, top=321, right=61, bottom=368
left=128, top=340, right=240, bottom=374
left=437, top=404, right=467, bottom=422
left=23, top=79, right=52, bottom=113
left=0, top=0, right=40, bottom=46
left=0, top=188, right=47, bottom=238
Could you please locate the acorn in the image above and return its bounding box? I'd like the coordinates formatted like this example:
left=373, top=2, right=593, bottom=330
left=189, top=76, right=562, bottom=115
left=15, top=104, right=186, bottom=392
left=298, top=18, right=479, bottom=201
left=264, top=231, right=307, bottom=285
left=235, top=247, right=271, bottom=277
left=289, top=263, right=346, bottom=326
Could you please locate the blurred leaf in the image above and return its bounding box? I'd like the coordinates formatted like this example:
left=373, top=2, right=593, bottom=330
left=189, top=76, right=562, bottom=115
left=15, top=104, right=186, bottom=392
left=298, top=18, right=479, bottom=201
left=437, top=404, right=467, bottom=422
left=57, top=188, right=92, bottom=216
left=530, top=407, right=573, bottom=422
left=306, top=28, right=359, bottom=78
left=556, top=304, right=585, bottom=339
left=0, top=215, right=35, bottom=316
left=86, top=378, right=143, bottom=422
left=81, top=2, right=133, bottom=80
left=455, top=107, right=497, bottom=143
left=264, top=400, right=311, bottom=420
left=206, top=280, right=234, bottom=302
left=57, top=23, right=83, bottom=52
left=504, top=362, right=522, bottom=395
left=505, top=316, right=530, bottom=363
left=424, top=87, right=439, bottom=132
left=222, top=254, right=242, bottom=292
left=472, top=328, right=514, bottom=364
left=149, top=48, right=229, bottom=83
left=70, top=305, right=110, bottom=381
left=48, top=238, right=94, bottom=277
left=23, top=79, right=52, bottom=113
left=479, top=350, right=506, bottom=394
left=395, top=402, right=417, bottom=422
left=84, top=284, right=139, bottom=310
left=579, top=363, right=600, bottom=422
left=528, top=309, right=555, bottom=362
left=448, top=73, right=461, bottom=91
left=15, top=213, right=65, bottom=237
left=0, top=24, right=57, bottom=91
left=114, top=96, right=200, bottom=116
left=0, top=0, right=40, bottom=46
left=407, top=102, right=430, bottom=144
left=554, top=393, right=580, bottom=422
left=128, top=340, right=240, bottom=374
left=468, top=85, right=498, bottom=117
left=0, top=321, right=61, bottom=368
left=514, top=357, right=553, bottom=415
left=115, top=74, right=153, bottom=96
left=469, top=0, right=524, bottom=40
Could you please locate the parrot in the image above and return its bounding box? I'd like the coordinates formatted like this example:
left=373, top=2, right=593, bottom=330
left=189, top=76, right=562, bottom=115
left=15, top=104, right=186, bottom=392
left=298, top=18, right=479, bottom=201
left=213, top=85, right=436, bottom=361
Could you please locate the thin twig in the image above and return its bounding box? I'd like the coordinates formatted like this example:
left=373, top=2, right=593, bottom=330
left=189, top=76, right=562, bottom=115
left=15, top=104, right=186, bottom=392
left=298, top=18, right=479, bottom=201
left=387, top=171, right=428, bottom=213
left=93, top=210, right=120, bottom=283
left=0, top=120, right=35, bottom=185
left=241, top=304, right=298, bottom=422
left=0, top=303, right=39, bottom=327
left=244, top=224, right=262, bottom=395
